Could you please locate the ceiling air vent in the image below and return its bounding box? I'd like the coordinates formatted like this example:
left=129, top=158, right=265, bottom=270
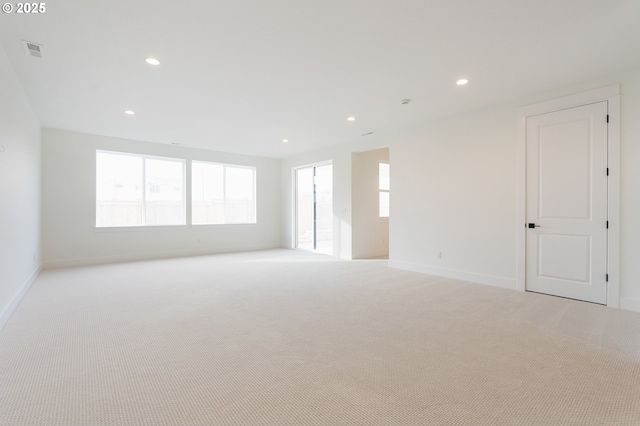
left=22, top=40, right=44, bottom=59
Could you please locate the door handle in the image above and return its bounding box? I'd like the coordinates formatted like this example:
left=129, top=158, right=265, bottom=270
left=528, top=223, right=541, bottom=228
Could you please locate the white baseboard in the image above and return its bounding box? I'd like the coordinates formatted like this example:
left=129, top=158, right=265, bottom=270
left=43, top=244, right=282, bottom=269
left=0, top=264, right=41, bottom=330
left=388, top=260, right=517, bottom=290
left=620, top=297, right=640, bottom=313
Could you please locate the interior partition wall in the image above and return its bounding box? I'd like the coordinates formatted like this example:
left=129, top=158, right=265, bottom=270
left=295, top=163, right=333, bottom=255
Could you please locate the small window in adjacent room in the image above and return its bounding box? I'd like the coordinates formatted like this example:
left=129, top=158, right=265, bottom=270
left=192, top=161, right=256, bottom=225
left=96, top=151, right=186, bottom=227
left=379, top=162, right=390, bottom=218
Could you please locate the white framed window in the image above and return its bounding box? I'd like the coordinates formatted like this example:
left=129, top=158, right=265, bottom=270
left=379, top=162, right=390, bottom=218
left=192, top=161, right=256, bottom=225
left=96, top=151, right=186, bottom=227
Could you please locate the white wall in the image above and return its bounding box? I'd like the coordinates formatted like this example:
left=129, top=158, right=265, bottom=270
left=388, top=65, right=640, bottom=310
left=616, top=67, right=640, bottom=311
left=42, top=129, right=281, bottom=267
left=389, top=104, right=519, bottom=288
left=352, top=148, right=389, bottom=259
left=0, top=45, right=41, bottom=327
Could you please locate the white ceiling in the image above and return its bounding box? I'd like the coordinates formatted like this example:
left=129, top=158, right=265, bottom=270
left=1, top=0, right=639, bottom=158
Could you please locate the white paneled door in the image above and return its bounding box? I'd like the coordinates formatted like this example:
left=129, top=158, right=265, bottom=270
left=526, top=101, right=608, bottom=304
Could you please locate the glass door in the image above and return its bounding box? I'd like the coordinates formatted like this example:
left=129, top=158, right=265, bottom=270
left=295, top=163, right=333, bottom=255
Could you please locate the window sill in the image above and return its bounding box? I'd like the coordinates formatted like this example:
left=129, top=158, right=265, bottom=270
left=94, top=225, right=187, bottom=232
left=191, top=222, right=257, bottom=228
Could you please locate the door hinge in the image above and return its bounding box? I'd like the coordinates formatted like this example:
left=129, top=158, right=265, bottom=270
left=606, top=114, right=609, bottom=123
left=606, top=220, right=609, bottom=229
left=606, top=274, right=609, bottom=282
left=607, top=168, right=609, bottom=176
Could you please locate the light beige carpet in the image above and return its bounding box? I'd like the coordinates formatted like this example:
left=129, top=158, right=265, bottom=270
left=1, top=249, right=639, bottom=425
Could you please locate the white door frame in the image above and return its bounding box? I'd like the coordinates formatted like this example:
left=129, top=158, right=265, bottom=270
left=516, top=85, right=621, bottom=307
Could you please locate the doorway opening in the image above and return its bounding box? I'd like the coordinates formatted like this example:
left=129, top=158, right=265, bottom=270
left=351, top=147, right=389, bottom=259
left=295, top=163, right=333, bottom=255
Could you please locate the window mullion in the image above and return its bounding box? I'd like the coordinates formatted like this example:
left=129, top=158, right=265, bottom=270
left=222, top=165, right=227, bottom=224
left=183, top=160, right=188, bottom=226
left=142, top=157, right=147, bottom=225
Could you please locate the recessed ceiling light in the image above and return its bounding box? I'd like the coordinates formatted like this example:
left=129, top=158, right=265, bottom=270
left=347, top=116, right=356, bottom=121
left=282, top=139, right=289, bottom=143
left=124, top=110, right=135, bottom=115
left=456, top=78, right=469, bottom=86
left=145, top=57, right=160, bottom=66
